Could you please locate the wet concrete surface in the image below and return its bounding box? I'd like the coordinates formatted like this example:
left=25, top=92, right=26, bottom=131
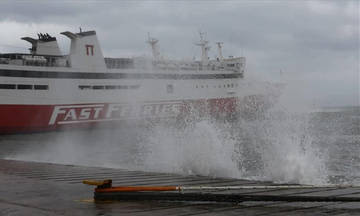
left=1, top=159, right=360, bottom=215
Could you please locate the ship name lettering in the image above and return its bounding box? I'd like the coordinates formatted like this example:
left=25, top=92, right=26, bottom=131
left=93, top=107, right=103, bottom=119
left=49, top=103, right=181, bottom=125
left=106, top=104, right=132, bottom=118
left=49, top=105, right=105, bottom=125
left=64, top=109, right=77, bottom=121
left=79, top=108, right=91, bottom=120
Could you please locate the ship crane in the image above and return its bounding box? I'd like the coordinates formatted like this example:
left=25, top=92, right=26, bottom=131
left=146, top=33, right=160, bottom=60
left=195, top=32, right=211, bottom=65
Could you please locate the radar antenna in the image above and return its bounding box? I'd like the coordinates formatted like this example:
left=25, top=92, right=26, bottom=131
left=146, top=33, right=160, bottom=60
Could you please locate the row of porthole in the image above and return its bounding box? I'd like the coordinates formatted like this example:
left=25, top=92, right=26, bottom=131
left=195, top=83, right=239, bottom=89
left=0, top=84, right=49, bottom=90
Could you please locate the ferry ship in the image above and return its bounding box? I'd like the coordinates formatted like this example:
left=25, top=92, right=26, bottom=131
left=0, top=30, right=278, bottom=134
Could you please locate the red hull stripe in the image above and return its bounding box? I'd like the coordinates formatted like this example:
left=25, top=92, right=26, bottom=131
left=0, top=98, right=237, bottom=134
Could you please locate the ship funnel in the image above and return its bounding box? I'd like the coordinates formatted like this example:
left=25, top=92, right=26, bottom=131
left=22, top=33, right=62, bottom=56
left=61, top=30, right=106, bottom=71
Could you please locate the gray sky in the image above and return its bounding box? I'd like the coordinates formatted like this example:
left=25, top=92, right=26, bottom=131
left=0, top=0, right=358, bottom=107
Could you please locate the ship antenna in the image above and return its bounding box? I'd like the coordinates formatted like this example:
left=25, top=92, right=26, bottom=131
left=195, top=31, right=210, bottom=65
left=146, top=33, right=160, bottom=60
left=215, top=42, right=223, bottom=61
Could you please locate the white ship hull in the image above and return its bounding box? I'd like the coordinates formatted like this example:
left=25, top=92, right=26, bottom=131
left=0, top=30, right=278, bottom=133
left=0, top=66, right=275, bottom=134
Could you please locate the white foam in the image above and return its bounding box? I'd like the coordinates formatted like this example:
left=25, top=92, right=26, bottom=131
left=136, top=120, right=241, bottom=178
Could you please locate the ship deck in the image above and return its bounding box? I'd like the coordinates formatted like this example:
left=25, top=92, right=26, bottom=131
left=1, top=159, right=360, bottom=215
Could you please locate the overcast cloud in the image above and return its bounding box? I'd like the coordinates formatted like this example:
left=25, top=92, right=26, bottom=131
left=0, top=0, right=358, bottom=107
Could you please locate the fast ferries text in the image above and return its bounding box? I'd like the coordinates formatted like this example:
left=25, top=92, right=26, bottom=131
left=48, top=103, right=182, bottom=125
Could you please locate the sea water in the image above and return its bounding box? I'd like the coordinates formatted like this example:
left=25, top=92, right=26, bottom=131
left=1, top=105, right=359, bottom=186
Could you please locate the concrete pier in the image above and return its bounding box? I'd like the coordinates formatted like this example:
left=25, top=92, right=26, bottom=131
left=1, top=159, right=360, bottom=215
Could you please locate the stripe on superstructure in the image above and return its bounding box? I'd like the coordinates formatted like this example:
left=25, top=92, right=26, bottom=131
left=0, top=69, right=243, bottom=80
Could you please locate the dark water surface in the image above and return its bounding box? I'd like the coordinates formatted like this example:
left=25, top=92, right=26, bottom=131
left=309, top=107, right=360, bottom=184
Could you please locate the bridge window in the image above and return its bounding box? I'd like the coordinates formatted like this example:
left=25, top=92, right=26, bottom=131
left=0, top=84, right=49, bottom=90
left=79, top=85, right=92, bottom=90
left=105, top=85, right=117, bottom=90
left=34, top=85, right=49, bottom=90
left=17, top=84, right=33, bottom=90
left=0, top=84, right=16, bottom=89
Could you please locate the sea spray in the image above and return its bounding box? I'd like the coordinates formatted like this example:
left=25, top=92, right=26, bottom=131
left=131, top=110, right=328, bottom=184
left=233, top=111, right=328, bottom=184
left=4, top=104, right=329, bottom=185
left=136, top=120, right=241, bottom=178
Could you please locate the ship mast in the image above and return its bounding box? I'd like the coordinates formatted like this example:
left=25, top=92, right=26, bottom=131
left=215, top=42, right=223, bottom=61
left=146, top=33, right=160, bottom=60
left=195, top=32, right=210, bottom=65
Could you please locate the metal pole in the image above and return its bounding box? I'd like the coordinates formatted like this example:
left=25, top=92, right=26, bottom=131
left=179, top=184, right=359, bottom=191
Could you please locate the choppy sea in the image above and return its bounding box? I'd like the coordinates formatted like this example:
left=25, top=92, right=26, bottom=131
left=1, top=106, right=359, bottom=186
